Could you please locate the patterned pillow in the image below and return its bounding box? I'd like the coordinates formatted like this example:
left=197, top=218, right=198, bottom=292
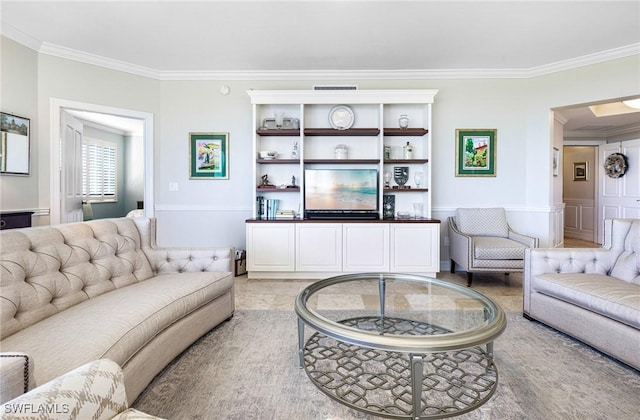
left=455, top=208, right=509, bottom=238
left=2, top=359, right=127, bottom=420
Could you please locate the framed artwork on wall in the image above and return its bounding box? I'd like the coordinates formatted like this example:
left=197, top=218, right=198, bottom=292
left=189, top=132, right=229, bottom=179
left=455, top=129, right=497, bottom=177
left=573, top=162, right=587, bottom=181
left=553, top=147, right=560, bottom=177
left=0, top=112, right=30, bottom=175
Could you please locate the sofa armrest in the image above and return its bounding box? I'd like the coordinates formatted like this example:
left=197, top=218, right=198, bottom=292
left=0, top=353, right=33, bottom=404
left=2, top=359, right=128, bottom=420
left=508, top=229, right=538, bottom=248
left=132, top=217, right=233, bottom=274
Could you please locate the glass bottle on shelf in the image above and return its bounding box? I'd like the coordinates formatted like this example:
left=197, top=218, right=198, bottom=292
left=291, top=142, right=299, bottom=159
left=403, top=141, right=414, bottom=159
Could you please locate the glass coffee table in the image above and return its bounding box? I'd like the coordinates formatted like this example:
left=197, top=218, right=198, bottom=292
left=295, top=273, right=507, bottom=419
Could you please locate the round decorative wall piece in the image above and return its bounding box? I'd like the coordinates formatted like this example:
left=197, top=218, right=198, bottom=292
left=603, top=153, right=628, bottom=178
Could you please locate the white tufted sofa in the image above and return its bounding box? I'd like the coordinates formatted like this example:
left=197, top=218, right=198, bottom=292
left=524, top=218, right=640, bottom=370
left=0, top=218, right=234, bottom=404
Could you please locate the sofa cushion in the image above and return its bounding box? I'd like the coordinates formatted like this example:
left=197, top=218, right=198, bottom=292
left=473, top=237, right=526, bottom=260
left=455, top=208, right=509, bottom=237
left=531, top=273, right=640, bottom=329
left=0, top=271, right=233, bottom=387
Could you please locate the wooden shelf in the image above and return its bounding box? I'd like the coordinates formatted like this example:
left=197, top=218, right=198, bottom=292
left=256, top=187, right=300, bottom=192
left=304, top=128, right=380, bottom=136
left=383, top=188, right=429, bottom=193
left=256, top=159, right=300, bottom=164
left=256, top=129, right=300, bottom=136
left=383, top=128, right=429, bottom=136
left=304, top=159, right=380, bottom=164
left=384, top=159, right=429, bottom=164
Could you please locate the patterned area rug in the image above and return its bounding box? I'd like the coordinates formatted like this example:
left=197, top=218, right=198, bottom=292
left=133, top=310, right=639, bottom=420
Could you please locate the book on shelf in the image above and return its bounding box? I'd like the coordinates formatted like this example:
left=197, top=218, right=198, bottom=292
left=256, top=196, right=279, bottom=219
left=275, top=210, right=296, bottom=220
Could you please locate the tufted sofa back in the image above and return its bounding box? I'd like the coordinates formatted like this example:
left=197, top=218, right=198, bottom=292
left=0, top=218, right=154, bottom=339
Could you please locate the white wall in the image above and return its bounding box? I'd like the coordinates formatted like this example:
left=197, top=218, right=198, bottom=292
left=3, top=35, right=639, bottom=259
left=0, top=37, right=40, bottom=219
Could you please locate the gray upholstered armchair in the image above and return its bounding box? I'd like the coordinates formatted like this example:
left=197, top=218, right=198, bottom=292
left=449, top=208, right=538, bottom=286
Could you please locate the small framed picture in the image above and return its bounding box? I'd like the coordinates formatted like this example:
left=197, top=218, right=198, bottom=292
left=455, top=129, right=497, bottom=177
left=1, top=112, right=30, bottom=175
left=189, top=132, right=229, bottom=179
left=573, top=162, right=587, bottom=181
left=456, top=128, right=498, bottom=176
left=552, top=147, right=559, bottom=177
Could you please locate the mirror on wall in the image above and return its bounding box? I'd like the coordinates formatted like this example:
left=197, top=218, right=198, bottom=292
left=0, top=112, right=30, bottom=175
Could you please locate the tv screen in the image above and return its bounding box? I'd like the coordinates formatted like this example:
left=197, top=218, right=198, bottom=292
left=304, top=169, right=378, bottom=217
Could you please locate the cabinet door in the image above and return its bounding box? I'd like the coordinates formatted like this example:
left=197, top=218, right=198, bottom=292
left=343, top=224, right=390, bottom=272
left=296, top=224, right=342, bottom=271
left=246, top=223, right=295, bottom=271
left=390, top=223, right=440, bottom=273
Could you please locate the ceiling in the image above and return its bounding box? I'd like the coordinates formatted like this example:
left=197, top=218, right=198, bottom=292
left=2, top=1, right=639, bottom=137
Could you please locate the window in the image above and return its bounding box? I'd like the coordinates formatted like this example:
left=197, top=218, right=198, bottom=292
left=82, top=138, right=117, bottom=201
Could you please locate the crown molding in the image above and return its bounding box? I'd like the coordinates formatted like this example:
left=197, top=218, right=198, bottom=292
left=3, top=24, right=638, bottom=81
left=527, top=43, right=640, bottom=78
left=38, top=42, right=159, bottom=79
left=1, top=21, right=42, bottom=51
left=564, top=122, right=640, bottom=140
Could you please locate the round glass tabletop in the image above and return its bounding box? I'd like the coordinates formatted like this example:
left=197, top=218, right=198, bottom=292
left=295, top=272, right=507, bottom=353
left=294, top=273, right=507, bottom=419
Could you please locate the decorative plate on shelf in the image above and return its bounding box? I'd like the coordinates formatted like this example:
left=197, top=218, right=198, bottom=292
left=328, top=105, right=354, bottom=130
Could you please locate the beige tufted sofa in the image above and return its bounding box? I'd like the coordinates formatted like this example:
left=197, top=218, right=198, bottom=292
left=524, top=218, right=639, bottom=370
left=0, top=217, right=234, bottom=404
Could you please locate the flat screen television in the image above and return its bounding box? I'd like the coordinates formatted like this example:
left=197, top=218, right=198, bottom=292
left=304, top=169, right=379, bottom=220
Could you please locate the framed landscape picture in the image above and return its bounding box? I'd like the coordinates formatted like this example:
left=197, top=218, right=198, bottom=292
left=189, top=132, right=229, bottom=179
left=1, top=112, right=30, bottom=175
left=455, top=129, right=497, bottom=177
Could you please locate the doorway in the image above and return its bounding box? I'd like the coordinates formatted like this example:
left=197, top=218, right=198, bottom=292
left=555, top=96, right=640, bottom=247
left=50, top=99, right=154, bottom=225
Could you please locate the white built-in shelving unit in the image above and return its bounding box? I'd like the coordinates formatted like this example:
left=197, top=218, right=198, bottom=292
left=246, top=89, right=440, bottom=279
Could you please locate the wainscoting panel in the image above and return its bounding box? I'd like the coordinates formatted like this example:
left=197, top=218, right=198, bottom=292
left=563, top=199, right=595, bottom=241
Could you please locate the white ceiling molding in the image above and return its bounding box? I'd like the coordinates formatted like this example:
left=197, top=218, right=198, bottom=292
left=1, top=21, right=42, bottom=51
left=564, top=123, right=640, bottom=139
left=39, top=42, right=159, bottom=80
left=527, top=43, right=640, bottom=78
left=11, top=34, right=638, bottom=81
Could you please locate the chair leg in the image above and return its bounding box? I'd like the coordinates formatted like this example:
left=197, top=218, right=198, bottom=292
left=450, top=260, right=455, bottom=273
left=467, top=272, right=473, bottom=287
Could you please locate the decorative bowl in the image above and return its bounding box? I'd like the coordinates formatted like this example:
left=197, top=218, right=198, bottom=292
left=259, top=151, right=278, bottom=159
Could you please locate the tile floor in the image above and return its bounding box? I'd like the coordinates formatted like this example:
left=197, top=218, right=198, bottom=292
left=234, top=237, right=600, bottom=313
left=234, top=271, right=525, bottom=312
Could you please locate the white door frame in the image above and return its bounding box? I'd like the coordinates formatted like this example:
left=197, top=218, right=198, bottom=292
left=50, top=98, right=154, bottom=225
